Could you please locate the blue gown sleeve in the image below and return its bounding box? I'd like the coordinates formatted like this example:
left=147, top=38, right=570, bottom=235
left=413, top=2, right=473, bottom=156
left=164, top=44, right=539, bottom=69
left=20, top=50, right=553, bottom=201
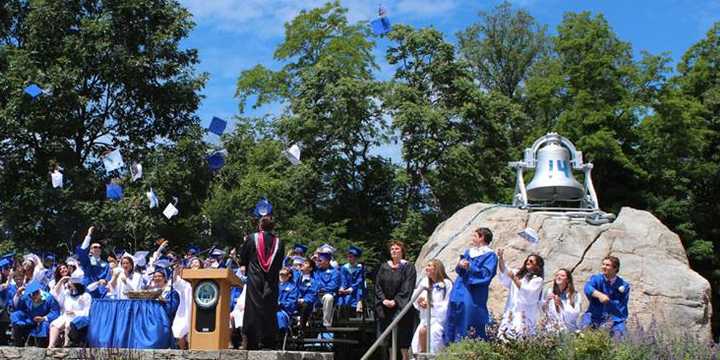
left=76, top=246, right=92, bottom=273
left=584, top=275, right=600, bottom=298
left=280, top=285, right=299, bottom=314
left=353, top=267, right=365, bottom=299
left=46, top=296, right=61, bottom=323
left=466, top=253, right=497, bottom=286
left=339, top=267, right=349, bottom=290
left=304, top=281, right=319, bottom=305
left=164, top=290, right=180, bottom=321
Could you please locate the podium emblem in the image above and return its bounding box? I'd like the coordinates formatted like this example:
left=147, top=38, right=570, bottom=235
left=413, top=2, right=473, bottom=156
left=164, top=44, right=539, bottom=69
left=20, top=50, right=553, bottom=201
left=194, top=280, right=219, bottom=309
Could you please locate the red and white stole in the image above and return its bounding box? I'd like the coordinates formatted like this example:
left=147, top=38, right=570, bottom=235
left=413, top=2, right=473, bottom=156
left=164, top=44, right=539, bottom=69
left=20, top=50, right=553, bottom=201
left=255, top=231, right=279, bottom=272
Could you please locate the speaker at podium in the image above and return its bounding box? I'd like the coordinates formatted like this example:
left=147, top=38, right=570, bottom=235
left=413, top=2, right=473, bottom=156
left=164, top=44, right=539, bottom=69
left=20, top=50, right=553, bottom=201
left=181, top=268, right=242, bottom=350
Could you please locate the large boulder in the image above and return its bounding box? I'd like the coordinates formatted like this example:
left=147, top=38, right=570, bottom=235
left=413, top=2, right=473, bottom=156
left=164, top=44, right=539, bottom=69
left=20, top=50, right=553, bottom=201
left=415, top=203, right=712, bottom=341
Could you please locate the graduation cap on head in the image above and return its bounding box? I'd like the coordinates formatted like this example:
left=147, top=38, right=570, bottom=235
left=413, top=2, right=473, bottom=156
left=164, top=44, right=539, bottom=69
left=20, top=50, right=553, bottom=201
left=186, top=245, right=199, bottom=256
left=44, top=253, right=56, bottom=264
left=0, top=258, right=12, bottom=269
left=70, top=269, right=84, bottom=284
left=153, top=258, right=172, bottom=278
left=283, top=144, right=301, bottom=166
left=208, top=117, right=227, bottom=136
left=317, top=252, right=332, bottom=261
left=66, top=256, right=80, bottom=268
left=253, top=197, right=273, bottom=218
left=317, top=243, right=336, bottom=254
left=130, top=163, right=143, bottom=182
left=293, top=243, right=308, bottom=255
left=207, top=151, right=225, bottom=171
left=113, top=247, right=126, bottom=259
left=291, top=255, right=305, bottom=266
left=518, top=227, right=539, bottom=245
left=106, top=182, right=123, bottom=201
left=102, top=149, right=125, bottom=173
left=24, top=84, right=44, bottom=99
left=210, top=248, right=225, bottom=258
left=347, top=245, right=363, bottom=257
left=25, top=280, right=43, bottom=295
left=51, top=169, right=63, bottom=188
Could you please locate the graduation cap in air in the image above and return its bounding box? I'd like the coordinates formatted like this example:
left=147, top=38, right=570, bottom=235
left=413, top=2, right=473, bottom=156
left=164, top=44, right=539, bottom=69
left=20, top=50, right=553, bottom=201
left=133, top=251, right=150, bottom=268
left=146, top=188, right=159, bottom=208
left=283, top=144, right=301, bottom=165
left=293, top=243, right=308, bottom=255
left=207, top=151, right=226, bottom=171
left=370, top=5, right=391, bottom=36
left=106, top=182, right=123, bottom=201
left=130, top=163, right=143, bottom=182
left=51, top=169, right=63, bottom=188
left=347, top=245, right=363, bottom=257
left=518, top=227, right=539, bottom=245
left=253, top=197, right=273, bottom=218
left=208, top=117, right=227, bottom=136
left=102, top=149, right=125, bottom=173
left=163, top=197, right=179, bottom=219
left=24, top=84, right=44, bottom=99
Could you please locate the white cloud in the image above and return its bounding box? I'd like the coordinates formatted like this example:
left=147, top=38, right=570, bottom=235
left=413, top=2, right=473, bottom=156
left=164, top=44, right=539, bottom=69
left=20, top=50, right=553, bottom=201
left=180, top=0, right=459, bottom=37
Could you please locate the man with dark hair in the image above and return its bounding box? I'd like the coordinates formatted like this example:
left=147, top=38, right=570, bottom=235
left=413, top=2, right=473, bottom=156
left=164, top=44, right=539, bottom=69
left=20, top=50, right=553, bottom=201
left=582, top=256, right=630, bottom=337
left=239, top=215, right=285, bottom=350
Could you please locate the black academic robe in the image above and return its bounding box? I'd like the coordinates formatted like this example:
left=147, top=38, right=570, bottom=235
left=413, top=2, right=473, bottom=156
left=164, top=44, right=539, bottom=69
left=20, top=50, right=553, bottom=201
left=239, top=231, right=285, bottom=349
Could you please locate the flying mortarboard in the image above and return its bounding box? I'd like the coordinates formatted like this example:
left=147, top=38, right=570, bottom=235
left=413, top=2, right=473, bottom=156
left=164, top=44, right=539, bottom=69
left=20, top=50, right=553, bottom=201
left=348, top=245, right=363, bottom=257
left=283, top=144, right=301, bottom=165
left=518, top=227, right=539, bottom=244
left=163, top=197, right=179, bottom=219
left=371, top=17, right=391, bottom=36
left=130, top=163, right=143, bottom=182
left=102, top=149, right=125, bottom=173
left=253, top=197, right=273, bottom=218
left=146, top=188, right=159, bottom=208
left=106, top=182, right=123, bottom=201
left=51, top=169, right=63, bottom=188
left=208, top=117, right=227, bottom=136
left=24, top=84, right=44, bottom=99
left=133, top=251, right=150, bottom=268
left=207, top=151, right=225, bottom=171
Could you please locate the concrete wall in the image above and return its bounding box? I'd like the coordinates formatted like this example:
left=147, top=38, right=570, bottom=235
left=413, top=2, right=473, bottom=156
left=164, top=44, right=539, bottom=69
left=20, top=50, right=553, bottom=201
left=0, top=347, right=334, bottom=360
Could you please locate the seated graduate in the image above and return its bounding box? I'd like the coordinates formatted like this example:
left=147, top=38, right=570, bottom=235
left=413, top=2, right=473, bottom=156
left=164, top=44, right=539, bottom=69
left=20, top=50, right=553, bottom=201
left=0, top=255, right=16, bottom=345
left=295, top=257, right=319, bottom=323
left=497, top=250, right=545, bottom=341
left=582, top=256, right=630, bottom=338
left=277, top=268, right=299, bottom=333
left=543, top=268, right=582, bottom=333
left=10, top=280, right=60, bottom=347
left=284, top=244, right=308, bottom=268
left=108, top=252, right=146, bottom=299
left=48, top=270, right=91, bottom=348
left=314, top=252, right=340, bottom=328
left=146, top=260, right=180, bottom=324
left=337, top=245, right=365, bottom=314
left=444, top=228, right=497, bottom=344
left=76, top=226, right=110, bottom=298
left=411, top=259, right=452, bottom=355
left=47, top=263, right=70, bottom=294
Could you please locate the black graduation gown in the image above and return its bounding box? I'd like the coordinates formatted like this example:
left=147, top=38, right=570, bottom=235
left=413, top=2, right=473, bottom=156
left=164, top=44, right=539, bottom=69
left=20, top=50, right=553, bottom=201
left=374, top=261, right=417, bottom=348
left=239, top=231, right=285, bottom=349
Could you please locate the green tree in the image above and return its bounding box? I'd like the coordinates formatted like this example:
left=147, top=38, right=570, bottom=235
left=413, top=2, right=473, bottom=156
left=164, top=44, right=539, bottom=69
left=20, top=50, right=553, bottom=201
left=235, top=2, right=395, bottom=256
left=0, top=0, right=205, bottom=251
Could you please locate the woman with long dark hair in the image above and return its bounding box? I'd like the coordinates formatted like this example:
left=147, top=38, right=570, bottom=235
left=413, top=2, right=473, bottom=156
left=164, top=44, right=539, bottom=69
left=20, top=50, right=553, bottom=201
left=48, top=273, right=91, bottom=348
left=497, top=250, right=545, bottom=341
left=374, top=240, right=416, bottom=360
left=411, top=259, right=452, bottom=355
left=543, top=268, right=582, bottom=333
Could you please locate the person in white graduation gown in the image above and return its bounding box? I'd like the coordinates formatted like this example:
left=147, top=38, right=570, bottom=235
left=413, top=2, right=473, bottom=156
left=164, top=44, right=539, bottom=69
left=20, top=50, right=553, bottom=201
left=411, top=259, right=452, bottom=355
left=173, top=258, right=201, bottom=349
left=543, top=268, right=582, bottom=333
left=496, top=250, right=545, bottom=341
left=108, top=253, right=144, bottom=299
left=48, top=271, right=91, bottom=348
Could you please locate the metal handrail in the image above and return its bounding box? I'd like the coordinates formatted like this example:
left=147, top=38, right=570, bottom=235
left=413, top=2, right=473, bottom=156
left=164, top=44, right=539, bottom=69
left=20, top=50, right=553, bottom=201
left=361, top=285, right=433, bottom=360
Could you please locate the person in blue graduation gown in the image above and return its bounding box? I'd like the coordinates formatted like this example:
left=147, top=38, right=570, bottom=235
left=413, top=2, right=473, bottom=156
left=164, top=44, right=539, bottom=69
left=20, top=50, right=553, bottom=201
left=277, top=269, right=299, bottom=332
left=148, top=263, right=180, bottom=324
left=76, top=226, right=110, bottom=298
left=10, top=280, right=60, bottom=347
left=582, top=256, right=630, bottom=338
left=337, top=245, right=365, bottom=313
left=0, top=257, right=16, bottom=345
left=296, top=258, right=319, bottom=323
left=443, top=227, right=497, bottom=344
left=314, top=252, right=340, bottom=327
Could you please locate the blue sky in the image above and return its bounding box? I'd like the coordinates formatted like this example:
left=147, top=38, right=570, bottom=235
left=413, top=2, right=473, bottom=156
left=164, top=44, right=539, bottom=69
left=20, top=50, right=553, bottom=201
left=179, top=0, right=720, bottom=159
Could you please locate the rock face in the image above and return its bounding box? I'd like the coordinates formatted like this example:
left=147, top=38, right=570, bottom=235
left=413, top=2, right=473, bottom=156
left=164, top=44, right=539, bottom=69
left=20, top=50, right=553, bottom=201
left=415, top=203, right=712, bottom=341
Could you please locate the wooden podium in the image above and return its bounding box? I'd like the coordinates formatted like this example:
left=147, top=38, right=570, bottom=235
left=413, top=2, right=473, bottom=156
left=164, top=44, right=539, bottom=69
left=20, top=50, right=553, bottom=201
left=181, top=268, right=242, bottom=350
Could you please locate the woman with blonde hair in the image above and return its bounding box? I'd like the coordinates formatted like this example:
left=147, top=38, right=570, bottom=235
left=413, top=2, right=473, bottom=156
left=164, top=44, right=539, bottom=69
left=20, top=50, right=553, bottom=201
left=411, top=259, right=452, bottom=355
